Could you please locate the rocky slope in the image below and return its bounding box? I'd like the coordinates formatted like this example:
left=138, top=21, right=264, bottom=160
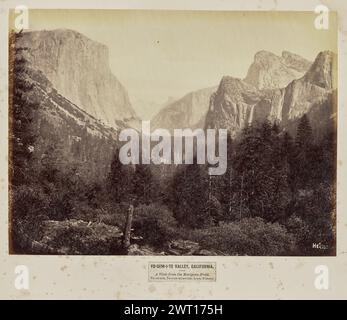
left=153, top=51, right=312, bottom=133
left=132, top=96, right=177, bottom=121
left=151, top=86, right=217, bottom=131
left=12, top=53, right=119, bottom=181
left=244, top=50, right=311, bottom=90
left=205, top=77, right=263, bottom=136
left=206, top=51, right=336, bottom=138
left=253, top=51, right=336, bottom=136
left=17, top=29, right=139, bottom=128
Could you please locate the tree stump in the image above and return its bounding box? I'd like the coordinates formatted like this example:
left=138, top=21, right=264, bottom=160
left=122, top=203, right=134, bottom=252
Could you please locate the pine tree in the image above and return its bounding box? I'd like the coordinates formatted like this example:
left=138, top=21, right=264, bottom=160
left=296, top=114, right=313, bottom=148
left=272, top=121, right=281, bottom=135
left=39, top=133, right=74, bottom=183
left=281, top=131, right=296, bottom=194
left=170, top=161, right=211, bottom=228
left=108, top=149, right=134, bottom=203
left=132, top=163, right=156, bottom=205
left=320, top=126, right=336, bottom=184
left=231, top=122, right=290, bottom=221
left=9, top=30, right=38, bottom=186
left=216, top=132, right=236, bottom=220
left=292, top=114, right=314, bottom=189
left=232, top=124, right=262, bottom=219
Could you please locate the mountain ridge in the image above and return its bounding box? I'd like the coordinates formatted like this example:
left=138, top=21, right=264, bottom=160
left=153, top=50, right=313, bottom=133
left=244, top=50, right=311, bottom=90
left=151, top=86, right=217, bottom=131
left=207, top=50, right=336, bottom=138
left=17, top=29, right=140, bottom=129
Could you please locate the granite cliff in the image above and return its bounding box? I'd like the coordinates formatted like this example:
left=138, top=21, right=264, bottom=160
left=17, top=29, right=139, bottom=128
left=206, top=51, right=336, bottom=138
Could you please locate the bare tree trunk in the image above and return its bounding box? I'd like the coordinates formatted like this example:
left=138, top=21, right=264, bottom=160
left=228, top=168, right=232, bottom=216
left=239, top=173, right=244, bottom=220
left=123, top=203, right=134, bottom=251
left=208, top=175, right=212, bottom=217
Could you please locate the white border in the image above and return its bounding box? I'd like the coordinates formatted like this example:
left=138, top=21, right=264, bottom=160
left=0, top=0, right=346, bottom=300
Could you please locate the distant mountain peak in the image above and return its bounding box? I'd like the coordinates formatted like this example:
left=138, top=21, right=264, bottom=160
left=151, top=86, right=217, bottom=131
left=253, top=50, right=279, bottom=62
left=281, top=50, right=312, bottom=72
left=304, top=51, right=336, bottom=89
left=219, top=76, right=253, bottom=90
left=244, top=50, right=311, bottom=90
left=207, top=50, right=336, bottom=138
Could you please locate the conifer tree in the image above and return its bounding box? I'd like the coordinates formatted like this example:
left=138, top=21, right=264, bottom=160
left=132, top=163, right=156, bottom=205
left=171, top=161, right=211, bottom=228
left=232, top=122, right=290, bottom=221
left=296, top=114, right=313, bottom=148
left=217, top=132, right=236, bottom=220
left=9, top=30, right=38, bottom=186
left=292, top=114, right=314, bottom=189
left=108, top=149, right=134, bottom=203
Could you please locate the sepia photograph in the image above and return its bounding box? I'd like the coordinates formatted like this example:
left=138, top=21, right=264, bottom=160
left=8, top=9, right=337, bottom=257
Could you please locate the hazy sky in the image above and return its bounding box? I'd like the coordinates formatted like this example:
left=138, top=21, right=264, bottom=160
left=22, top=10, right=337, bottom=119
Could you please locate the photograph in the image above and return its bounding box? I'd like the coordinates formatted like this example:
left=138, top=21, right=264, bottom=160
left=8, top=9, right=337, bottom=257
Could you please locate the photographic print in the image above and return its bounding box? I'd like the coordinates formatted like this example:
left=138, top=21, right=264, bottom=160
left=8, top=9, right=337, bottom=257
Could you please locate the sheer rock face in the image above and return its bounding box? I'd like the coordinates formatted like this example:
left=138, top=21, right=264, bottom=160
left=303, top=51, right=335, bottom=90
left=17, top=29, right=139, bottom=128
left=206, top=51, right=336, bottom=138
left=281, top=51, right=312, bottom=73
left=153, top=50, right=317, bottom=137
left=262, top=51, right=336, bottom=131
left=205, top=77, right=264, bottom=137
left=14, top=61, right=120, bottom=181
left=152, top=86, right=217, bottom=131
left=280, top=51, right=337, bottom=135
left=244, top=50, right=311, bottom=90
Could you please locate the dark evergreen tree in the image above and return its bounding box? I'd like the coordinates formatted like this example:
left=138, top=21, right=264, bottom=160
left=296, top=114, right=313, bottom=148
left=292, top=114, right=315, bottom=189
left=9, top=30, right=38, bottom=186
left=216, top=132, right=237, bottom=220
left=108, top=149, right=134, bottom=203
left=320, top=126, right=336, bottom=184
left=132, top=163, right=156, bottom=205
left=170, top=161, right=211, bottom=228
left=231, top=122, right=290, bottom=221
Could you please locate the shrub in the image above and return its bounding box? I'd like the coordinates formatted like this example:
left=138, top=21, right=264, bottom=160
left=51, top=227, right=118, bottom=254
left=285, top=215, right=310, bottom=254
left=38, top=220, right=124, bottom=255
left=133, top=204, right=178, bottom=248
left=10, top=184, right=50, bottom=252
left=11, top=184, right=49, bottom=219
left=287, top=183, right=336, bottom=255
left=97, top=203, right=128, bottom=229
left=10, top=213, right=47, bottom=253
left=183, top=217, right=295, bottom=256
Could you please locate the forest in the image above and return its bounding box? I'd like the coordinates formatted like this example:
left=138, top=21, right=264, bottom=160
left=9, top=32, right=336, bottom=256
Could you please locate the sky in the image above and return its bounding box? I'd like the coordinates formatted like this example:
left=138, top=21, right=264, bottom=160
left=16, top=10, right=337, bottom=119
